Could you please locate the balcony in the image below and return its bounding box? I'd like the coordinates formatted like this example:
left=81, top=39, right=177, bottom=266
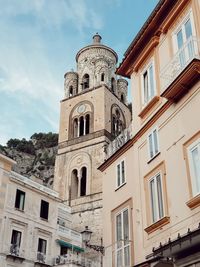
left=34, top=252, right=51, bottom=267
left=160, top=36, right=200, bottom=102
left=6, top=244, right=25, bottom=262
left=106, top=124, right=132, bottom=159
left=57, top=224, right=82, bottom=245
left=53, top=253, right=101, bottom=267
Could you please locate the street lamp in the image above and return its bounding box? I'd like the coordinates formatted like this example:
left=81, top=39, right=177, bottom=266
left=81, top=226, right=104, bottom=254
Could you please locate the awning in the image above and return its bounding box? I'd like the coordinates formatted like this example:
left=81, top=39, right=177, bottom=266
left=56, top=239, right=84, bottom=253
left=147, top=223, right=200, bottom=259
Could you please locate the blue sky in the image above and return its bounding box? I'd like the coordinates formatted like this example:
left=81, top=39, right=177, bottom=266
left=0, top=0, right=158, bottom=145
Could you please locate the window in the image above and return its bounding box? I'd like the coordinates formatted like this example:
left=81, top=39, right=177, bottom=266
left=10, top=230, right=21, bottom=255
left=38, top=238, right=47, bottom=254
left=73, top=114, right=90, bottom=138
left=15, top=189, right=25, bottom=210
left=144, top=162, right=169, bottom=233
left=149, top=173, right=164, bottom=223
left=11, top=230, right=21, bottom=247
left=40, top=200, right=49, bottom=220
left=116, top=209, right=130, bottom=267
left=112, top=107, right=125, bottom=137
left=116, top=160, right=125, bottom=188
left=69, top=86, right=73, bottom=97
left=142, top=62, right=156, bottom=106
left=80, top=167, right=87, bottom=196
left=111, top=78, right=116, bottom=92
left=188, top=138, right=200, bottom=196
left=82, top=74, right=89, bottom=90
left=148, top=127, right=159, bottom=160
left=173, top=12, right=197, bottom=67
left=101, top=73, right=105, bottom=82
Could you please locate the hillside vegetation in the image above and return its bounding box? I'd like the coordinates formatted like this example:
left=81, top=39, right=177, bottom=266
left=0, top=132, right=58, bottom=188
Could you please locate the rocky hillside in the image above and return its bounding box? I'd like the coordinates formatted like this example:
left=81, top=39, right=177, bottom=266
left=0, top=132, right=58, bottom=188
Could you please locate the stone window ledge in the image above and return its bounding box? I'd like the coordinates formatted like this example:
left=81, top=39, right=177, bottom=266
left=138, top=96, right=160, bottom=119
left=186, top=194, right=200, bottom=210
left=144, top=216, right=170, bottom=234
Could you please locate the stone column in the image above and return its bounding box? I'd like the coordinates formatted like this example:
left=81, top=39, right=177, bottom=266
left=83, top=117, right=86, bottom=135
left=77, top=119, right=80, bottom=137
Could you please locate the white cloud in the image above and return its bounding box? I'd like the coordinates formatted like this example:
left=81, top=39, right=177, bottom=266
left=0, top=0, right=106, bottom=144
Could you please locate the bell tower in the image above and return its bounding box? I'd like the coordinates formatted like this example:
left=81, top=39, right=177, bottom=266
left=54, top=34, right=131, bottom=243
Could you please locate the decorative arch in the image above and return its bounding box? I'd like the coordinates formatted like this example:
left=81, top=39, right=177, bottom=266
left=67, top=152, right=92, bottom=199
left=69, top=101, right=94, bottom=140
left=111, top=104, right=126, bottom=137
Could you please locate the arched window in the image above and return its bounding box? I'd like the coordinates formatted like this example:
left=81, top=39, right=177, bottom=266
left=71, top=169, right=78, bottom=200
left=69, top=86, right=73, bottom=97
left=82, top=74, right=89, bottom=90
left=111, top=78, right=116, bottom=92
left=79, top=116, right=84, bottom=136
left=121, top=94, right=125, bottom=103
left=112, top=107, right=125, bottom=137
left=112, top=116, right=116, bottom=134
left=73, top=118, right=78, bottom=138
left=80, top=167, right=87, bottom=196
left=101, top=73, right=105, bottom=82
left=85, top=114, right=90, bottom=134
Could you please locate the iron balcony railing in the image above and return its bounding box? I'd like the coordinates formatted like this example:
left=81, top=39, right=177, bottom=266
left=53, top=253, right=101, bottom=266
left=160, top=36, right=200, bottom=92
left=10, top=244, right=20, bottom=256
left=37, top=251, right=46, bottom=263
left=106, top=124, right=133, bottom=159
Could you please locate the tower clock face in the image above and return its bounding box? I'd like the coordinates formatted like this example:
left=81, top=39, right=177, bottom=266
left=77, top=104, right=86, bottom=114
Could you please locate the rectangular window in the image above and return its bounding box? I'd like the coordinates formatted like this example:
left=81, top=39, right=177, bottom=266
left=148, top=128, right=159, bottom=160
left=116, top=160, right=126, bottom=188
left=142, top=62, right=156, bottom=106
left=116, top=209, right=130, bottom=267
left=15, top=189, right=25, bottom=210
left=188, top=139, right=200, bottom=196
left=38, top=238, right=47, bottom=254
left=11, top=230, right=22, bottom=247
left=173, top=11, right=197, bottom=68
left=149, top=173, right=164, bottom=223
left=40, top=200, right=49, bottom=220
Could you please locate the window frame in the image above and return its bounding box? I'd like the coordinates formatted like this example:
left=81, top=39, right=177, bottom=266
left=11, top=229, right=22, bottom=247
left=40, top=200, right=49, bottom=220
left=144, top=161, right=169, bottom=233
left=141, top=60, right=156, bottom=107
left=15, top=189, right=25, bottom=211
left=115, top=207, right=130, bottom=267
left=149, top=172, right=165, bottom=224
left=116, top=159, right=126, bottom=189
left=147, top=126, right=160, bottom=161
left=37, top=238, right=47, bottom=255
left=187, top=138, right=200, bottom=197
left=172, top=9, right=197, bottom=55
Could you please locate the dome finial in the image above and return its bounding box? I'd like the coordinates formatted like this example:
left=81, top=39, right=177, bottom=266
left=93, top=33, right=102, bottom=44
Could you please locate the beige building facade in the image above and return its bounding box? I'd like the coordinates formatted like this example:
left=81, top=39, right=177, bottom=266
left=0, top=153, right=94, bottom=267
left=54, top=33, right=131, bottom=244
left=100, top=0, right=200, bottom=267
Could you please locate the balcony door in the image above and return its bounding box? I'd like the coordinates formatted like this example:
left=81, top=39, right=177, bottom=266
left=174, top=12, right=197, bottom=68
